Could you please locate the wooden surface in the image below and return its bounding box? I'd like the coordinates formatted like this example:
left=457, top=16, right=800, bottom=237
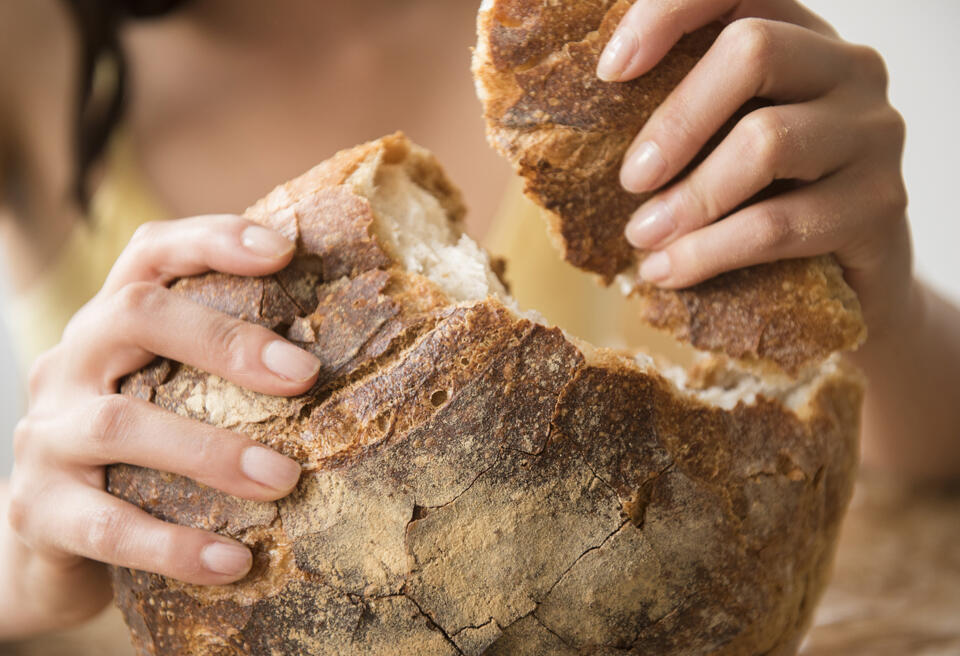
left=801, top=474, right=960, bottom=655
left=2, top=474, right=958, bottom=655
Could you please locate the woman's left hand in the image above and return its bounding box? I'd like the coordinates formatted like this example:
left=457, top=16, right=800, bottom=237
left=600, top=0, right=910, bottom=338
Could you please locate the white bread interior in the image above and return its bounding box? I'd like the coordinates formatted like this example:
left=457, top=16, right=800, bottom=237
left=346, top=160, right=511, bottom=306
left=345, top=149, right=844, bottom=419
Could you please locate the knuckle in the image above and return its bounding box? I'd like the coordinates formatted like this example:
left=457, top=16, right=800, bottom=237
left=209, top=318, right=252, bottom=375
left=725, top=18, right=774, bottom=70
left=742, top=108, right=787, bottom=171
left=112, top=221, right=166, bottom=285
left=668, top=240, right=696, bottom=277
left=84, top=506, right=130, bottom=557
left=187, top=430, right=221, bottom=477
left=128, top=221, right=165, bottom=250
left=84, top=395, right=133, bottom=450
left=12, top=416, right=36, bottom=461
left=61, top=300, right=98, bottom=344
left=156, top=529, right=197, bottom=578
left=26, top=349, right=58, bottom=400
left=655, top=102, right=697, bottom=147
left=6, top=479, right=30, bottom=535
left=876, top=174, right=908, bottom=221
left=881, top=107, right=907, bottom=149
left=6, top=497, right=28, bottom=535
left=666, top=237, right=709, bottom=287
left=752, top=206, right=791, bottom=250
left=679, top=178, right=717, bottom=225
left=113, top=281, right=164, bottom=317
left=850, top=44, right=889, bottom=90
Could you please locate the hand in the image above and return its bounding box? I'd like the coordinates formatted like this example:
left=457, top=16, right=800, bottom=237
left=600, top=0, right=911, bottom=337
left=4, top=215, right=320, bottom=635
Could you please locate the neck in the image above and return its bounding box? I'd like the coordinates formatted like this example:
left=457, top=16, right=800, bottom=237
left=184, top=0, right=415, bottom=49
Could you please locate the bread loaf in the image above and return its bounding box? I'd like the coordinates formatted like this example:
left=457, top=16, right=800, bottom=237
left=473, top=0, right=866, bottom=375
left=108, top=133, right=862, bottom=655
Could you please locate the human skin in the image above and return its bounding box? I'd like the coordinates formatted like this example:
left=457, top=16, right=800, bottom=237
left=0, top=0, right=958, bottom=642
left=599, top=0, right=960, bottom=478
left=0, top=0, right=506, bottom=637
left=2, top=216, right=319, bottom=637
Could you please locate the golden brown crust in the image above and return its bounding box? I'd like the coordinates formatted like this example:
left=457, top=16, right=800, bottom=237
left=474, top=0, right=866, bottom=374
left=109, top=134, right=862, bottom=655
left=638, top=256, right=865, bottom=374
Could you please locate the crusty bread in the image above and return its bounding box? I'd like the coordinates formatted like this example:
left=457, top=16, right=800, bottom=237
left=108, top=134, right=862, bottom=655
left=473, top=0, right=866, bottom=375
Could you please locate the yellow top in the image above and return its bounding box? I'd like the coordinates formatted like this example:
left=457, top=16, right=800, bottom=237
left=5, top=131, right=170, bottom=374
left=484, top=176, right=640, bottom=345
left=4, top=131, right=669, bottom=377
left=0, top=131, right=673, bottom=653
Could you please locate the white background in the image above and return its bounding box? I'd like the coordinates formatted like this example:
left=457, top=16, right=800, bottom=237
left=1, top=1, right=958, bottom=474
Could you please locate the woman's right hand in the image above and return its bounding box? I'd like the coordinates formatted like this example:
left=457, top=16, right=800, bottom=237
left=4, top=214, right=321, bottom=636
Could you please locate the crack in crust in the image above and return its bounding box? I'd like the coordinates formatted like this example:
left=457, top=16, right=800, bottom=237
left=109, top=134, right=862, bottom=655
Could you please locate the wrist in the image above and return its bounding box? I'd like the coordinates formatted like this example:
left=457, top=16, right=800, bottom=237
left=841, top=211, right=915, bottom=350
left=846, top=275, right=922, bottom=373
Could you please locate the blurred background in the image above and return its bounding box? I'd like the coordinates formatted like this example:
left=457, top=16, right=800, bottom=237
left=1, top=0, right=958, bottom=475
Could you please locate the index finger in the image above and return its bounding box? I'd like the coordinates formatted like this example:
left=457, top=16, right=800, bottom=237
left=100, top=214, right=295, bottom=297
left=597, top=0, right=835, bottom=82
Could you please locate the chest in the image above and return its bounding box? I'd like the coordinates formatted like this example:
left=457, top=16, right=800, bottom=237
left=120, top=2, right=508, bottom=229
left=10, top=1, right=510, bottom=292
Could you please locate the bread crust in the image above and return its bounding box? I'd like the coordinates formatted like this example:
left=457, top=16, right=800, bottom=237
left=108, top=134, right=862, bottom=655
left=473, top=0, right=866, bottom=374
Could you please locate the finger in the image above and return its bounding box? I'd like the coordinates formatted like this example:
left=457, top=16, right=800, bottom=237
left=101, top=215, right=294, bottom=297
left=16, top=481, right=254, bottom=585
left=25, top=395, right=301, bottom=500
left=620, top=19, right=852, bottom=193
left=597, top=0, right=835, bottom=82
left=625, top=99, right=863, bottom=250
left=598, top=0, right=739, bottom=82
left=65, top=283, right=320, bottom=395
left=637, top=164, right=907, bottom=288
left=729, top=0, right=838, bottom=38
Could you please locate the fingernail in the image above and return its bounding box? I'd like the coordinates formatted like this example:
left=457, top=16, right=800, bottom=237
left=598, top=27, right=638, bottom=82
left=241, top=225, right=294, bottom=258
left=621, top=141, right=667, bottom=193
left=262, top=341, right=320, bottom=382
left=201, top=542, right=252, bottom=577
left=640, top=252, right=671, bottom=283
left=626, top=200, right=675, bottom=248
left=241, top=446, right=301, bottom=492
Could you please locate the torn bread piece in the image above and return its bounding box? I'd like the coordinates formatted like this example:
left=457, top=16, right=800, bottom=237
left=108, top=134, right=862, bottom=656
left=473, top=0, right=866, bottom=375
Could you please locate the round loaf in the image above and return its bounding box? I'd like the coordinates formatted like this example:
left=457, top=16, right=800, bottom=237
left=108, top=134, right=862, bottom=655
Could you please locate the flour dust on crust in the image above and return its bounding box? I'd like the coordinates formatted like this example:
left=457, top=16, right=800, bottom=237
left=108, top=134, right=862, bottom=656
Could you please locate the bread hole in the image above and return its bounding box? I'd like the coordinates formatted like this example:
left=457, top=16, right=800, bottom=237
left=245, top=545, right=273, bottom=582
left=239, top=533, right=280, bottom=585
left=620, top=479, right=656, bottom=529
left=376, top=415, right=390, bottom=432
left=430, top=390, right=449, bottom=407
left=460, top=357, right=470, bottom=366
left=411, top=504, right=431, bottom=521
